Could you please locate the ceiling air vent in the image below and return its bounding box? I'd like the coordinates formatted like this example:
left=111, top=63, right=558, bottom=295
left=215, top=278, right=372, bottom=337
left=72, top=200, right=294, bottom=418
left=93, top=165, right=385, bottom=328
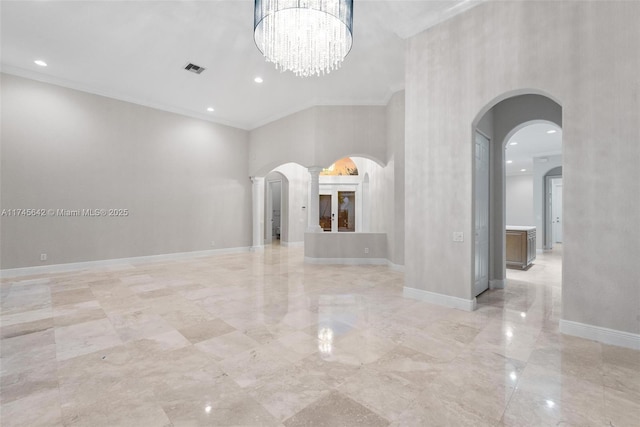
left=184, top=63, right=206, bottom=74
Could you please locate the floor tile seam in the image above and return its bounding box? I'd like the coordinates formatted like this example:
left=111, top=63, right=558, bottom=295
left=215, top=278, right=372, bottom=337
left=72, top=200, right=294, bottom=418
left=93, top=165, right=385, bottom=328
left=515, top=380, right=607, bottom=414
left=496, top=374, right=522, bottom=426
left=318, top=387, right=394, bottom=426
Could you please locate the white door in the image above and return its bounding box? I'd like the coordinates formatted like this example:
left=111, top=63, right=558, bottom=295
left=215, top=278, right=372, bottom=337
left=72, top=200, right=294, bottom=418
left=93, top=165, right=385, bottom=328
left=552, top=178, right=563, bottom=243
left=474, top=132, right=490, bottom=296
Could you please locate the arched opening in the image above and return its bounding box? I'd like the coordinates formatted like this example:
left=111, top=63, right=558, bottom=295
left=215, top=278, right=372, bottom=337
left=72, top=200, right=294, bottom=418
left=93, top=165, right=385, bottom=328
left=264, top=171, right=287, bottom=246
left=472, top=93, right=563, bottom=298
left=265, top=163, right=308, bottom=247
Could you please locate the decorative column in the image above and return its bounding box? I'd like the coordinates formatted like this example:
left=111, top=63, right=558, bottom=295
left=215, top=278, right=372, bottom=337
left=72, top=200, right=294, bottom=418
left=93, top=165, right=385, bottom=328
left=307, top=166, right=324, bottom=232
left=251, top=176, right=265, bottom=251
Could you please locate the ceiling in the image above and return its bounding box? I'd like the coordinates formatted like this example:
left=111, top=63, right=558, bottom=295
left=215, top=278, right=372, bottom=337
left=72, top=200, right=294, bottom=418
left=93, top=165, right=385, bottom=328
left=505, top=123, right=563, bottom=176
left=0, top=0, right=481, bottom=130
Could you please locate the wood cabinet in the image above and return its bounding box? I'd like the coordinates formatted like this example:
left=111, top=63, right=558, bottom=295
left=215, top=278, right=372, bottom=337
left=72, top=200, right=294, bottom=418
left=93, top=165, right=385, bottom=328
left=506, top=226, right=536, bottom=269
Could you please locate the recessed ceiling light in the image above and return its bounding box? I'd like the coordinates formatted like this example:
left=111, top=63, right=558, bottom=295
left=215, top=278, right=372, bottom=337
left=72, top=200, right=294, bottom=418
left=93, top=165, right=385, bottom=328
left=207, top=107, right=215, bottom=112
left=520, top=169, right=527, bottom=172
left=547, top=129, right=557, bottom=134
left=509, top=142, right=518, bottom=146
left=506, top=160, right=513, bottom=164
left=34, top=60, right=47, bottom=67
left=254, top=77, right=263, bottom=83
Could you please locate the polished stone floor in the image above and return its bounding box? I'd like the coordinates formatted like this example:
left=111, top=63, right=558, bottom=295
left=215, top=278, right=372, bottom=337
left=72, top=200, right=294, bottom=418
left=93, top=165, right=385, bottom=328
left=1, top=245, right=638, bottom=426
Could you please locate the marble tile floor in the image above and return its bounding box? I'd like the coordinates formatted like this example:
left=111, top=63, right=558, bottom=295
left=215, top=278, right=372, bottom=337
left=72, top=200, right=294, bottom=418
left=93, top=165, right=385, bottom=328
left=1, top=245, right=638, bottom=426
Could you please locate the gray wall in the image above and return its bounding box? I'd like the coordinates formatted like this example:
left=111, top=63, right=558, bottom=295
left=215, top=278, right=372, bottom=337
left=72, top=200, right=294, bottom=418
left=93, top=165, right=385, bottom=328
left=405, top=1, right=640, bottom=334
left=387, top=91, right=405, bottom=266
left=305, top=232, right=387, bottom=260
left=1, top=73, right=252, bottom=269
left=249, top=105, right=387, bottom=175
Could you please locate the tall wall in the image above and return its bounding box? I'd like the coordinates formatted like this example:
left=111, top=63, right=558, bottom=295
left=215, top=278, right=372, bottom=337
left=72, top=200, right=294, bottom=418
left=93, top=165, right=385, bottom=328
left=405, top=1, right=640, bottom=334
left=0, top=74, right=252, bottom=269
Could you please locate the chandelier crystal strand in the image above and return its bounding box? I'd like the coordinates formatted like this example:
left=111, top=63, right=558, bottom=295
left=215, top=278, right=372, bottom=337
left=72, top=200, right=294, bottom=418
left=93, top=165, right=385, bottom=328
left=254, top=0, right=353, bottom=77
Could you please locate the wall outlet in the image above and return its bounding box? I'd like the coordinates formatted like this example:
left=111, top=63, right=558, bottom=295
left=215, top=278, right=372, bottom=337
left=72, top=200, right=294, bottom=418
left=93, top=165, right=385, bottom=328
left=364, top=247, right=369, bottom=254
left=211, top=241, right=215, bottom=247
left=40, top=253, right=47, bottom=261
left=452, top=232, right=464, bottom=242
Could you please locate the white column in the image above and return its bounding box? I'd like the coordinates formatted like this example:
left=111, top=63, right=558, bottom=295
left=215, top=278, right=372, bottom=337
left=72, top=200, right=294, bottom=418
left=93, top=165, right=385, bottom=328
left=306, top=166, right=324, bottom=233
left=251, top=176, right=265, bottom=251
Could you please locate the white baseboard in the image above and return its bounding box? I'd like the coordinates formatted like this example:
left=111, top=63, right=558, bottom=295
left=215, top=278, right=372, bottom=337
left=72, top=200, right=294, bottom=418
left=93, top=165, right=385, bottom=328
left=281, top=241, right=304, bottom=248
left=403, top=287, right=476, bottom=312
left=560, top=319, right=640, bottom=350
left=304, top=257, right=388, bottom=266
left=250, top=245, right=264, bottom=252
left=0, top=246, right=251, bottom=279
left=490, top=279, right=505, bottom=289
left=387, top=261, right=405, bottom=273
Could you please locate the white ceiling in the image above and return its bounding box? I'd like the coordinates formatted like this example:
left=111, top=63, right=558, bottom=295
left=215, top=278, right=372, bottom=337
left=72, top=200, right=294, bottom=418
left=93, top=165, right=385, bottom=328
left=505, top=123, right=563, bottom=176
left=0, top=0, right=481, bottom=130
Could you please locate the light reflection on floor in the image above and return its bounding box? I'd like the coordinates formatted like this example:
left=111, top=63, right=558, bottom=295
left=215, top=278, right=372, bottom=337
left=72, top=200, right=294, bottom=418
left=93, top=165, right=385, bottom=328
left=1, top=243, right=638, bottom=426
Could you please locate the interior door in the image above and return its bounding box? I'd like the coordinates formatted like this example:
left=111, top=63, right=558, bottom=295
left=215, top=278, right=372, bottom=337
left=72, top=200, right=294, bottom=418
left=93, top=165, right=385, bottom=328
left=474, top=131, right=490, bottom=296
left=552, top=178, right=563, bottom=243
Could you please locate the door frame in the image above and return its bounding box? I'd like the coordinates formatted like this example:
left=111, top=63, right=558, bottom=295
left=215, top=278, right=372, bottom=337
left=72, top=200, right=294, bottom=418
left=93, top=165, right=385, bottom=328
left=474, top=130, right=491, bottom=296
left=544, top=172, right=562, bottom=249
left=318, top=183, right=361, bottom=232
left=265, top=175, right=285, bottom=244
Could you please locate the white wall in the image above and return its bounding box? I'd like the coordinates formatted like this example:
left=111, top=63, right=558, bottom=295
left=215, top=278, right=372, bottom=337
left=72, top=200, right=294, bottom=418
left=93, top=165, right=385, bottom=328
left=351, top=157, right=387, bottom=233
left=505, top=174, right=534, bottom=226
left=405, top=1, right=640, bottom=335
left=0, top=73, right=252, bottom=269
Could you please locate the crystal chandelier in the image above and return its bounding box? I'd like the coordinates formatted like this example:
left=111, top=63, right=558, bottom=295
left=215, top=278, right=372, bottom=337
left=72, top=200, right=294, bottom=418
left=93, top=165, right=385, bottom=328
left=254, top=0, right=354, bottom=77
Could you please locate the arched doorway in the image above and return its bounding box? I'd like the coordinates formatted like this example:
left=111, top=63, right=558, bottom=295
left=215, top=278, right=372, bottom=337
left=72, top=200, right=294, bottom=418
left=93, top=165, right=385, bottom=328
left=265, top=171, right=287, bottom=245
left=472, top=93, right=563, bottom=297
